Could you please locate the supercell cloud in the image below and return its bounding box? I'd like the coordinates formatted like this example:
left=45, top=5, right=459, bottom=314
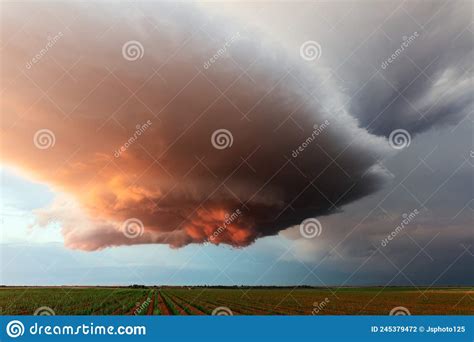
left=321, top=1, right=473, bottom=137
left=0, top=2, right=470, bottom=251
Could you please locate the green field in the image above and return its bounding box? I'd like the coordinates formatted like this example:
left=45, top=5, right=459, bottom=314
left=1, top=287, right=472, bottom=315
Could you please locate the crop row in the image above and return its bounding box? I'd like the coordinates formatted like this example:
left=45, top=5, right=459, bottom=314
left=1, top=288, right=473, bottom=315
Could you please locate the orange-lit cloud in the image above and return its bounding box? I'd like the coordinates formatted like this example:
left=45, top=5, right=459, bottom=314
left=1, top=2, right=391, bottom=250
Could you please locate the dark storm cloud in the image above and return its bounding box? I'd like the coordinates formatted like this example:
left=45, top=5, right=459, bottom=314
left=344, top=1, right=473, bottom=137
left=1, top=2, right=391, bottom=250
left=282, top=124, right=473, bottom=285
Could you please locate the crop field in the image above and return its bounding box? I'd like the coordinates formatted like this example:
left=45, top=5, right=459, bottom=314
left=0, top=287, right=472, bottom=315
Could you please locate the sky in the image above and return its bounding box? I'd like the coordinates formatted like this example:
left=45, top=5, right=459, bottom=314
left=0, top=0, right=473, bottom=286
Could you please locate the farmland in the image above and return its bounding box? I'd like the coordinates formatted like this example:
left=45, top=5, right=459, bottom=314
left=0, top=287, right=472, bottom=315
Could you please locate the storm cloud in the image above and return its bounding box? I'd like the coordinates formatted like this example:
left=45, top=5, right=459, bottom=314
left=317, top=1, right=473, bottom=137
left=1, top=2, right=391, bottom=250
left=1, top=1, right=471, bottom=253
